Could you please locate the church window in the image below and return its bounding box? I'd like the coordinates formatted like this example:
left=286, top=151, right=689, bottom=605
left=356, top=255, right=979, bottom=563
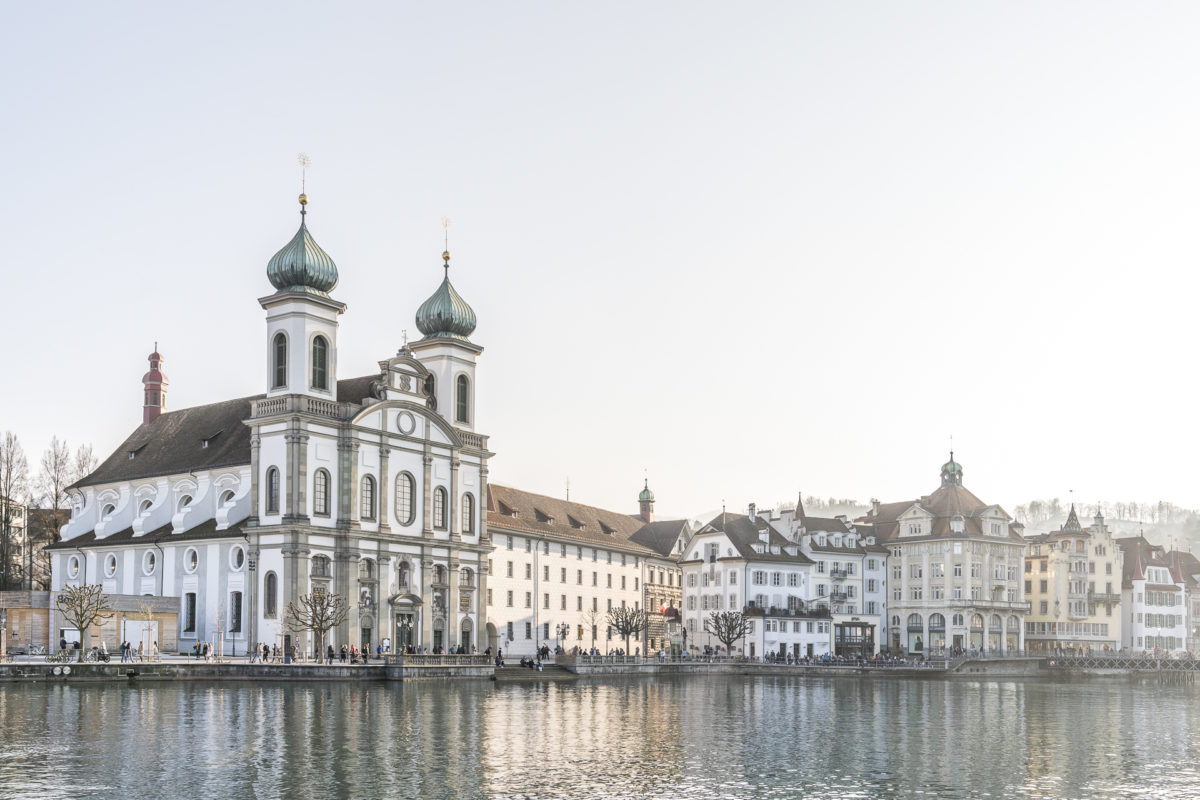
left=273, top=333, right=287, bottom=388
left=264, top=572, right=278, bottom=618
left=311, top=555, right=331, bottom=577
left=229, top=591, right=243, bottom=633
left=395, top=472, right=416, bottom=525
left=361, top=476, right=377, bottom=520
left=456, top=375, right=470, bottom=423
left=462, top=493, right=475, bottom=534
left=184, top=548, right=198, bottom=574
left=266, top=467, right=280, bottom=514
left=313, top=469, right=330, bottom=516
left=142, top=550, right=156, bottom=575
left=312, top=335, right=329, bottom=390
left=230, top=546, right=245, bottom=571
left=433, top=487, right=447, bottom=529
left=104, top=554, right=117, bottom=578
left=184, top=593, right=196, bottom=633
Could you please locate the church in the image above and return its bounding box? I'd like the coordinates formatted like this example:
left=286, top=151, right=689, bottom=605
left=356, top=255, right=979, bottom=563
left=49, top=191, right=495, bottom=656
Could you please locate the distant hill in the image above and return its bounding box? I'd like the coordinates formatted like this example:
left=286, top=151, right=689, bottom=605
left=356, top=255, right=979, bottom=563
left=1015, top=498, right=1200, bottom=552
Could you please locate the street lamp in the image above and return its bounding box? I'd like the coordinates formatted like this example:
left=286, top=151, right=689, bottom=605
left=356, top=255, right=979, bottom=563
left=397, top=616, right=413, bottom=655
left=555, top=622, right=570, bottom=654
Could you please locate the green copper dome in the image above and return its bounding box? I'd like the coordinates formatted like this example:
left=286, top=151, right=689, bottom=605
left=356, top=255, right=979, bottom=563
left=639, top=479, right=655, bottom=503
left=940, top=452, right=963, bottom=488
left=266, top=199, right=339, bottom=295
left=415, top=252, right=476, bottom=341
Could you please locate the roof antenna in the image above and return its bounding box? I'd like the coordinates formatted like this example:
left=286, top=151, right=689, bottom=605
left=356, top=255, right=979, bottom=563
left=565, top=477, right=570, bottom=502
left=297, top=153, right=311, bottom=216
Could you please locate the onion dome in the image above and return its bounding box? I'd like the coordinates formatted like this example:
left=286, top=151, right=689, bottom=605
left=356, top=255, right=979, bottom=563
left=266, top=194, right=339, bottom=295
left=940, top=452, right=963, bottom=488
left=639, top=479, right=655, bottom=503
left=415, top=250, right=477, bottom=341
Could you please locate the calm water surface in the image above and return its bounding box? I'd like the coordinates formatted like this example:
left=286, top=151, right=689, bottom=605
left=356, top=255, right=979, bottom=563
left=0, top=675, right=1198, bottom=799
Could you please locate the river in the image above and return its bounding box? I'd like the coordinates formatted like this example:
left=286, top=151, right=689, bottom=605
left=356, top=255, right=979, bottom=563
left=1, top=675, right=1198, bottom=799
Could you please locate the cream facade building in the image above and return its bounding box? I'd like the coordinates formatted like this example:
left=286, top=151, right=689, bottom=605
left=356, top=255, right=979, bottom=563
left=860, top=456, right=1029, bottom=656
left=1022, top=507, right=1123, bottom=654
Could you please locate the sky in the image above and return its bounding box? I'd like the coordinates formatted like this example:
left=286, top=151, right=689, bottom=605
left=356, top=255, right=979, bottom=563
left=2, top=2, right=1199, bottom=521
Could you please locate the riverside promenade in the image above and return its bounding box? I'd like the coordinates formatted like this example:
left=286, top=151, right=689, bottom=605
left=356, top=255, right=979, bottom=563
left=11, top=651, right=1196, bottom=684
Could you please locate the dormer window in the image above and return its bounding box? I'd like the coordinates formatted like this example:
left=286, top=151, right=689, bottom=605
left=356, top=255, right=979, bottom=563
left=600, top=522, right=616, bottom=536
left=498, top=501, right=517, bottom=517
left=950, top=515, right=965, bottom=535
left=568, top=515, right=585, bottom=530
left=534, top=508, right=553, bottom=524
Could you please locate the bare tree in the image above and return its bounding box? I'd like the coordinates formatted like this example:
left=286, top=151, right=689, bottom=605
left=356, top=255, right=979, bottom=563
left=285, top=588, right=349, bottom=663
left=56, top=584, right=114, bottom=662
left=71, top=444, right=97, bottom=486
left=704, top=610, right=750, bottom=656
left=31, top=436, right=73, bottom=589
left=0, top=432, right=29, bottom=591
left=606, top=605, right=648, bottom=655
left=580, top=607, right=603, bottom=651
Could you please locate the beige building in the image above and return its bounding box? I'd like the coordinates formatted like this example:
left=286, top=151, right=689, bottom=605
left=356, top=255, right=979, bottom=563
left=860, top=455, right=1029, bottom=657
left=1023, top=507, right=1123, bottom=654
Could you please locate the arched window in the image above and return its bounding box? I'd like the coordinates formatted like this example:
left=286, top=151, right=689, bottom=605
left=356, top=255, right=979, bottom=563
left=312, top=335, right=328, bottom=390
left=359, top=558, right=376, bottom=580
left=971, top=614, right=984, bottom=629
left=266, top=467, right=280, bottom=514
left=462, top=493, right=475, bottom=534
left=433, top=487, right=447, bottom=529
left=906, top=613, right=922, bottom=629
left=311, top=555, right=330, bottom=577
left=395, top=473, right=415, bottom=526
left=990, top=614, right=1002, bottom=631
left=952, top=613, right=964, bottom=627
left=929, top=613, right=946, bottom=630
left=459, top=567, right=473, bottom=587
left=313, top=469, right=330, bottom=516
left=423, top=375, right=437, bottom=410
left=273, top=333, right=287, bottom=388
left=361, top=475, right=376, bottom=520
left=264, top=572, right=278, bottom=618
left=455, top=374, right=470, bottom=423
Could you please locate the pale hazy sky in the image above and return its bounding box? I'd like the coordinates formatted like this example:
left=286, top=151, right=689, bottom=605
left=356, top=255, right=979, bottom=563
left=3, top=3, right=1199, bottom=520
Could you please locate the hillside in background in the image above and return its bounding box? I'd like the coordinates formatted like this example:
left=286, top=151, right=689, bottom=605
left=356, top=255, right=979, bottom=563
left=1015, top=498, right=1200, bottom=552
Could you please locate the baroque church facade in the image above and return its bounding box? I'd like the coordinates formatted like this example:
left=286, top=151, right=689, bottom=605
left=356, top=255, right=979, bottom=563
left=50, top=193, right=496, bottom=656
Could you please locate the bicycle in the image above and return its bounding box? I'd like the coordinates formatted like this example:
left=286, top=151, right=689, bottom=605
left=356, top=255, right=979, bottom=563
left=84, top=648, right=110, bottom=663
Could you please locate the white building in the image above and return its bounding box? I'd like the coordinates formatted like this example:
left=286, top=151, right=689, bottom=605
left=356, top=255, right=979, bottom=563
left=50, top=194, right=493, bottom=656
left=772, top=501, right=889, bottom=656
left=1117, top=535, right=1188, bottom=655
left=484, top=484, right=681, bottom=657
left=680, top=508, right=830, bottom=660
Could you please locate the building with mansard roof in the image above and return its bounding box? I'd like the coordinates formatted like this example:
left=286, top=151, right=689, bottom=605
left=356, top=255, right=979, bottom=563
left=858, top=454, right=1029, bottom=656
left=50, top=194, right=494, bottom=657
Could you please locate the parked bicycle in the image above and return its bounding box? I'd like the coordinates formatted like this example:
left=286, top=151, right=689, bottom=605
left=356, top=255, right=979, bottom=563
left=85, top=647, right=110, bottom=663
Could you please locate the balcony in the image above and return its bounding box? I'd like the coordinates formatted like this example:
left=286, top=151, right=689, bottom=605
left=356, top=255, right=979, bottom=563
left=1089, top=591, right=1121, bottom=604
left=742, top=603, right=831, bottom=620
left=829, top=568, right=849, bottom=580
left=947, top=599, right=1032, bottom=613
left=829, top=591, right=850, bottom=603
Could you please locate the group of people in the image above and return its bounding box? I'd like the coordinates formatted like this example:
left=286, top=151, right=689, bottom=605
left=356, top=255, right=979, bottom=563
left=118, top=640, right=157, bottom=662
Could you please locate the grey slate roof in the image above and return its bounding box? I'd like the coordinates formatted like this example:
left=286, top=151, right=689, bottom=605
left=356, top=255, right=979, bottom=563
left=693, top=512, right=814, bottom=565
left=45, top=518, right=245, bottom=550
left=73, top=376, right=379, bottom=490
left=629, top=520, right=689, bottom=558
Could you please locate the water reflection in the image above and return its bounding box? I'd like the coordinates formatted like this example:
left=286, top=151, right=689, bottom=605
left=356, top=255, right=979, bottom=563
left=2, top=676, right=1200, bottom=799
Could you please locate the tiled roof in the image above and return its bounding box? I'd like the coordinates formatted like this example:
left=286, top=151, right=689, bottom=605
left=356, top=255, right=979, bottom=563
left=698, top=512, right=813, bottom=565
left=486, top=484, right=655, bottom=555
left=857, top=484, right=1023, bottom=544
left=74, top=376, right=380, bottom=489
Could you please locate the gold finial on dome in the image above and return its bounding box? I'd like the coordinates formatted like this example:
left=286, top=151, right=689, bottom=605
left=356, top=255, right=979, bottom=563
left=297, top=152, right=311, bottom=214
left=442, top=216, right=452, bottom=272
